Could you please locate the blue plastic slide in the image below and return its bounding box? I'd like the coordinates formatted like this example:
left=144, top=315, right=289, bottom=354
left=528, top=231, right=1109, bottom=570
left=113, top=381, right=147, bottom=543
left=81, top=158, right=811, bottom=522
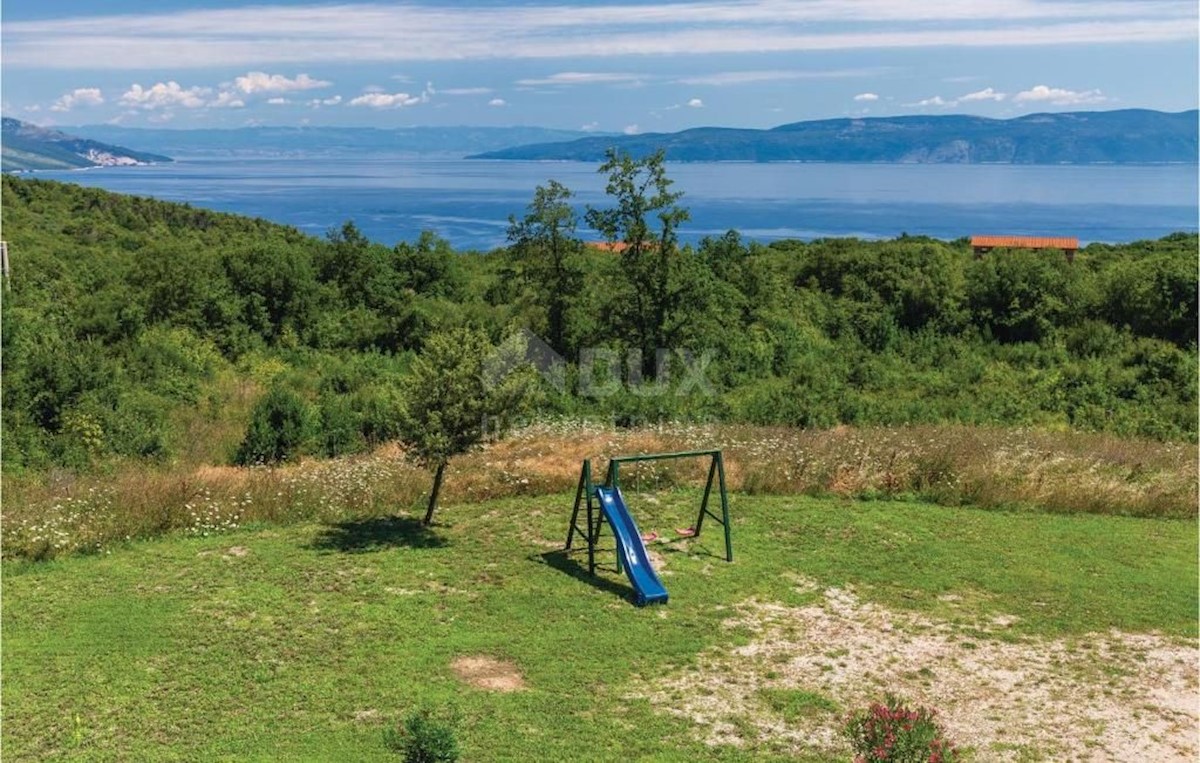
left=594, top=486, right=669, bottom=606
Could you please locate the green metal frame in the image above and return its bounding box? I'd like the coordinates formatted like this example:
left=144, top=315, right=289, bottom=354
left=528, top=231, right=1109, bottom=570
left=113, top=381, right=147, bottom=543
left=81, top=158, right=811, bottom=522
left=565, top=449, right=733, bottom=577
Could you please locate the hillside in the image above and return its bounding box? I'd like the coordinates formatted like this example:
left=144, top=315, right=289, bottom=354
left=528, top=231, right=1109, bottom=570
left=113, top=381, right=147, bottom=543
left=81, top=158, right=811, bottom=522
left=470, top=109, right=1200, bottom=163
left=1, top=174, right=1195, bottom=475
left=1, top=117, right=171, bottom=171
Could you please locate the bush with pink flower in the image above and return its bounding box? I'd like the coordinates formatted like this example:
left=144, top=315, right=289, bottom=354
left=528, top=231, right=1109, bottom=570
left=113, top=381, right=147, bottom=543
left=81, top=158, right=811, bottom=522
left=844, top=694, right=960, bottom=763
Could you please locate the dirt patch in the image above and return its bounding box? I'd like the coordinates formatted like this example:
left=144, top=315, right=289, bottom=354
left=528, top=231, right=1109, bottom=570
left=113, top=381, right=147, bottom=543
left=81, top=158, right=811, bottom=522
left=641, top=583, right=1198, bottom=761
left=451, top=655, right=527, bottom=693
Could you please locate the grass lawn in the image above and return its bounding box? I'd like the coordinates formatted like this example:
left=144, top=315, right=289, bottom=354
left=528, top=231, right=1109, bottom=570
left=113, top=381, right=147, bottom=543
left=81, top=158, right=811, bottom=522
left=3, top=493, right=1196, bottom=761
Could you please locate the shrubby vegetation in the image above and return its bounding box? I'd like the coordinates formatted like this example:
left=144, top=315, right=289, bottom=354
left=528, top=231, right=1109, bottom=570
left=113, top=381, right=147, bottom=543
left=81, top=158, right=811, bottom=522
left=845, top=695, right=959, bottom=763
left=384, top=708, right=460, bottom=763
left=2, top=155, right=1195, bottom=474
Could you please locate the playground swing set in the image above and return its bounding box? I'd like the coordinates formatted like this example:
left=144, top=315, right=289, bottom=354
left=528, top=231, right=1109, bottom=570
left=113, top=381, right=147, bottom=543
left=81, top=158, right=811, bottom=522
left=564, top=449, right=733, bottom=606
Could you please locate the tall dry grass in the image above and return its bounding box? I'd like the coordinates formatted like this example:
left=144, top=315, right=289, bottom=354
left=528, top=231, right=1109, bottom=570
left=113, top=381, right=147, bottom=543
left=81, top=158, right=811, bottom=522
left=3, top=422, right=1195, bottom=560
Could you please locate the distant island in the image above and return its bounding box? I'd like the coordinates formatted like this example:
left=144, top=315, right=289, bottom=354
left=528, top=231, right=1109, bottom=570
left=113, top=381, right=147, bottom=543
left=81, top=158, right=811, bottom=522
left=469, top=109, right=1199, bottom=164
left=1, top=117, right=172, bottom=172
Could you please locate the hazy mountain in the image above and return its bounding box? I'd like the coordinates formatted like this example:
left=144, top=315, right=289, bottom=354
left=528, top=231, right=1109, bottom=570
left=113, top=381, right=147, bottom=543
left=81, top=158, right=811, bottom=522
left=2, top=118, right=172, bottom=171
left=67, top=124, right=611, bottom=158
left=469, top=109, right=1199, bottom=164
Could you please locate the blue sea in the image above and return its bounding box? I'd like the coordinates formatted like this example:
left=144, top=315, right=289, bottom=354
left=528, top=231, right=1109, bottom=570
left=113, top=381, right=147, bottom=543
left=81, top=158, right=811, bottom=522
left=37, top=155, right=1199, bottom=250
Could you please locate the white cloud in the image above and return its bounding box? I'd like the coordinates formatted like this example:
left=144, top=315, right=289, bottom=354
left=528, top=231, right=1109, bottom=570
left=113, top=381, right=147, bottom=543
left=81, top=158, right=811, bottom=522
left=914, top=95, right=951, bottom=107
left=580, top=121, right=600, bottom=131
left=9, top=3, right=1191, bottom=70
left=623, top=124, right=640, bottom=135
left=960, top=87, right=1006, bottom=102
left=210, top=90, right=245, bottom=108
left=679, top=68, right=884, bottom=86
left=349, top=92, right=422, bottom=108
left=267, top=97, right=290, bottom=105
left=488, top=98, right=507, bottom=107
left=516, top=72, right=643, bottom=87
left=50, top=87, right=104, bottom=112
left=348, top=83, right=432, bottom=109
left=906, top=86, right=1013, bottom=109
left=1014, top=84, right=1107, bottom=105
left=853, top=92, right=879, bottom=102
left=120, top=81, right=209, bottom=109
left=442, top=87, right=493, bottom=95
left=233, top=71, right=331, bottom=94
left=308, top=95, right=343, bottom=108
left=687, top=97, right=704, bottom=108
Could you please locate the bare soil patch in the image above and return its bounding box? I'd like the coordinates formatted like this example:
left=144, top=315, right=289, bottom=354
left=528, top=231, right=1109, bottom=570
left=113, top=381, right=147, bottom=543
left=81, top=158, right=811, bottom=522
left=642, top=582, right=1198, bottom=761
left=451, top=655, right=527, bottom=693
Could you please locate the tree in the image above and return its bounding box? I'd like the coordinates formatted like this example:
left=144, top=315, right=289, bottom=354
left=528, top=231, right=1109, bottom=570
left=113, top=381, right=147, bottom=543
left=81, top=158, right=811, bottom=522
left=585, top=149, right=690, bottom=377
left=507, top=180, right=585, bottom=356
left=395, top=230, right=463, bottom=299
left=221, top=241, right=318, bottom=345
left=399, top=328, right=535, bottom=524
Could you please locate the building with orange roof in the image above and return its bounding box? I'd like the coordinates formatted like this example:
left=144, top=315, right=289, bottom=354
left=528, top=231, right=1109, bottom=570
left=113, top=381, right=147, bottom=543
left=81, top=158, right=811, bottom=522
left=586, top=241, right=630, bottom=254
left=971, top=235, right=1079, bottom=262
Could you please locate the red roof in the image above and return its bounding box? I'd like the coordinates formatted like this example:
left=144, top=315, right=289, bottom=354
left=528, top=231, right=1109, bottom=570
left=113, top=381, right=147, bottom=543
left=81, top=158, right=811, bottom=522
left=586, top=241, right=630, bottom=253
left=586, top=241, right=661, bottom=253
left=971, top=235, right=1079, bottom=249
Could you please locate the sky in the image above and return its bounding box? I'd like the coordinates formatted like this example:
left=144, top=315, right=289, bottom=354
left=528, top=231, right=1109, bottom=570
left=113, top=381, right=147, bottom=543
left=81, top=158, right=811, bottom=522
left=3, top=0, right=1197, bottom=133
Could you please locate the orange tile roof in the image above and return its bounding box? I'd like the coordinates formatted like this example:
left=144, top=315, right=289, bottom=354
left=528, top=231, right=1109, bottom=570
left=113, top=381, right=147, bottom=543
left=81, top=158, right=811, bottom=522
left=586, top=241, right=629, bottom=253
left=587, top=241, right=661, bottom=253
left=971, top=235, right=1079, bottom=249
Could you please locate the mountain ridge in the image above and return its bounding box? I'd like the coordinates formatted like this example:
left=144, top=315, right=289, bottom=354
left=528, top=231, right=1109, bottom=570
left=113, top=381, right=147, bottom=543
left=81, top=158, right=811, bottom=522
left=1, top=118, right=172, bottom=171
left=469, top=109, right=1199, bottom=164
left=64, top=124, right=613, bottom=158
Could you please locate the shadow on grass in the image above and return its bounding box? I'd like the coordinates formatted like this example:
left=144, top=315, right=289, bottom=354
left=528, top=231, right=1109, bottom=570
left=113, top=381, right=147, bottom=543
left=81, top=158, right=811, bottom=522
left=533, top=549, right=633, bottom=602
left=309, top=516, right=447, bottom=554
left=651, top=536, right=727, bottom=561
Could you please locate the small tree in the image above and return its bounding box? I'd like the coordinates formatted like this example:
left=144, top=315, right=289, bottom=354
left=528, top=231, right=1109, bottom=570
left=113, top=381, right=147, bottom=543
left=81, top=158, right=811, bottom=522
left=399, top=327, right=534, bottom=524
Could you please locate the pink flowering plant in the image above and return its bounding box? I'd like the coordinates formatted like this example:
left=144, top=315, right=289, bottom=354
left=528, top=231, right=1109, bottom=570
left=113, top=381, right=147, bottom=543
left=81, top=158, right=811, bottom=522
left=844, top=694, right=960, bottom=763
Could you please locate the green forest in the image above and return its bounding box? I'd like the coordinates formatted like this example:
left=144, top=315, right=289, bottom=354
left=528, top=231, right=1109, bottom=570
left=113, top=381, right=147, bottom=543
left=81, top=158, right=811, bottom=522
left=2, top=158, right=1196, bottom=473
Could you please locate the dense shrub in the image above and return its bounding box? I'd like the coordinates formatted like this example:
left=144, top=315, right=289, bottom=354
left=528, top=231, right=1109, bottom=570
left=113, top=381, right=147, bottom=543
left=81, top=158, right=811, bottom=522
left=383, top=709, right=459, bottom=763
left=845, top=695, right=960, bottom=763
left=316, top=393, right=363, bottom=457
left=233, top=385, right=313, bottom=465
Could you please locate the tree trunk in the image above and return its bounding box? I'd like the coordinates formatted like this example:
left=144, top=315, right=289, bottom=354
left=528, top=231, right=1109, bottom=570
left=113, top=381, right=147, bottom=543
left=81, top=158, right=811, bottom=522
left=423, top=461, right=447, bottom=525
